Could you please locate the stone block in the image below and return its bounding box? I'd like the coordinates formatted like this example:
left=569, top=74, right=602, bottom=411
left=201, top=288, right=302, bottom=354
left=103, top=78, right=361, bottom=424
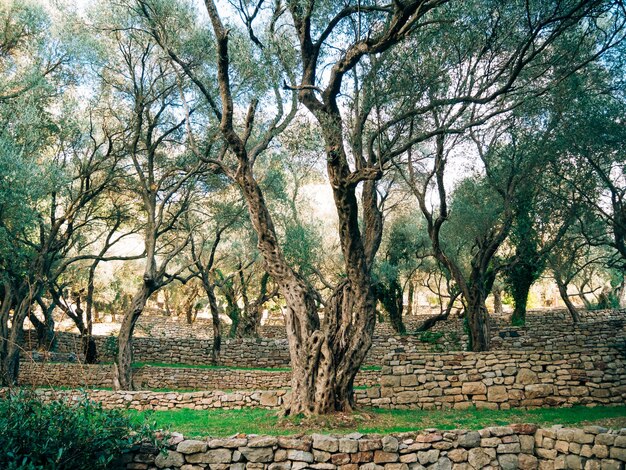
left=383, top=436, right=400, bottom=453
left=177, top=440, right=208, bottom=454
left=519, top=453, right=538, bottom=470
left=487, top=386, right=508, bottom=403
left=467, top=448, right=491, bottom=468
left=340, top=439, right=360, bottom=453
left=516, top=369, right=539, bottom=385
left=374, top=451, right=399, bottom=463
left=448, top=449, right=467, bottom=463
left=462, top=382, right=487, bottom=395
left=417, top=450, right=440, bottom=465
left=287, top=450, right=314, bottom=463
left=525, top=384, right=554, bottom=399
left=458, top=432, right=481, bottom=449
left=239, top=447, right=273, bottom=463
left=360, top=439, right=383, bottom=452
left=313, top=435, right=339, bottom=453
left=498, top=454, right=519, bottom=470
left=155, top=450, right=185, bottom=468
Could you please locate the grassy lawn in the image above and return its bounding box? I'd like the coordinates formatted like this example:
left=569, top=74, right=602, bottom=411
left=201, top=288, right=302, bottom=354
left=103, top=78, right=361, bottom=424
left=132, top=405, right=626, bottom=438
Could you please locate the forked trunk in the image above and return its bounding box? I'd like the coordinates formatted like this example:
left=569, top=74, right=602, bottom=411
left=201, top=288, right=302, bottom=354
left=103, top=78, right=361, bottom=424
left=114, top=284, right=154, bottom=390
left=557, top=280, right=580, bottom=323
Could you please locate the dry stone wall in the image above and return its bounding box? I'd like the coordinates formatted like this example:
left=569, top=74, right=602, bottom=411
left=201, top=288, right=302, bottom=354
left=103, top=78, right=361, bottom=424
left=19, top=363, right=380, bottom=390
left=23, top=388, right=289, bottom=410
left=122, top=425, right=626, bottom=470
left=23, top=310, right=626, bottom=370
left=362, top=347, right=626, bottom=410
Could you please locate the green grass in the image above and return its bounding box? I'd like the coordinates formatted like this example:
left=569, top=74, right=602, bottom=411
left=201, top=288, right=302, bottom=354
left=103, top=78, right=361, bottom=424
left=131, top=405, right=626, bottom=438
left=131, top=362, right=292, bottom=372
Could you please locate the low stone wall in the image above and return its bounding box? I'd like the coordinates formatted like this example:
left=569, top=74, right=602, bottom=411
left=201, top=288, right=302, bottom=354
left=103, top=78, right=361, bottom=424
left=22, top=331, right=462, bottom=367
left=123, top=425, right=626, bottom=470
left=363, top=347, right=626, bottom=410
left=19, top=363, right=380, bottom=390
left=23, top=310, right=626, bottom=370
left=28, top=388, right=289, bottom=410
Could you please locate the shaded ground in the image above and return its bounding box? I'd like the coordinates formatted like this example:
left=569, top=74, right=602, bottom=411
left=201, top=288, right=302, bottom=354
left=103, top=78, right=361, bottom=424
left=131, top=405, right=626, bottom=437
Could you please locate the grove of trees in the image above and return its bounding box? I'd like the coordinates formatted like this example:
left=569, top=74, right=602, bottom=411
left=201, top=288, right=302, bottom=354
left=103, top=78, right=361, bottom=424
left=0, top=0, right=625, bottom=414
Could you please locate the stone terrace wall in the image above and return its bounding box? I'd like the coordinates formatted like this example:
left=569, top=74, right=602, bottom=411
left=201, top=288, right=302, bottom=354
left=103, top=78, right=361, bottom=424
left=19, top=363, right=380, bottom=390
left=23, top=332, right=292, bottom=368
left=21, top=309, right=626, bottom=368
left=25, top=388, right=289, bottom=410
left=123, top=425, right=626, bottom=470
left=22, top=331, right=460, bottom=367
left=362, top=347, right=626, bottom=410
left=492, top=311, right=626, bottom=351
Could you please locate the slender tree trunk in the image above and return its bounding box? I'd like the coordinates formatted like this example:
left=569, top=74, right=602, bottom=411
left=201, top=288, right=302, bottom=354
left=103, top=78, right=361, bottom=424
left=204, top=281, right=221, bottom=364
left=556, top=279, right=580, bottom=323
left=618, top=278, right=626, bottom=309
left=406, top=281, right=414, bottom=317
left=3, top=291, right=36, bottom=386
left=114, top=284, right=154, bottom=390
left=0, top=280, right=14, bottom=386
left=84, top=265, right=98, bottom=364
left=493, top=288, right=503, bottom=315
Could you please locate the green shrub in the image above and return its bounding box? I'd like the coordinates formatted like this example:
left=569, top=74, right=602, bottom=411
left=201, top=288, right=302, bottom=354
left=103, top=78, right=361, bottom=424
left=0, top=390, right=160, bottom=469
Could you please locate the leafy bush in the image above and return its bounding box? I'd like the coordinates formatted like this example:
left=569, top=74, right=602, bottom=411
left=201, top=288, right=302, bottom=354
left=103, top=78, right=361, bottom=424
left=0, top=390, right=160, bottom=469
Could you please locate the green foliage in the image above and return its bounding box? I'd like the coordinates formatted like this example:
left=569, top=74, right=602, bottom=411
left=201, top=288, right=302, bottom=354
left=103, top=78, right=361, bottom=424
left=415, top=331, right=444, bottom=344
left=282, top=221, right=322, bottom=276
left=0, top=390, right=161, bottom=470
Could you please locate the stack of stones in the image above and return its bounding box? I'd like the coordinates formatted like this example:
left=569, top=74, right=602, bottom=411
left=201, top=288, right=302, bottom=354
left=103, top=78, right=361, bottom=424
left=125, top=425, right=626, bottom=470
